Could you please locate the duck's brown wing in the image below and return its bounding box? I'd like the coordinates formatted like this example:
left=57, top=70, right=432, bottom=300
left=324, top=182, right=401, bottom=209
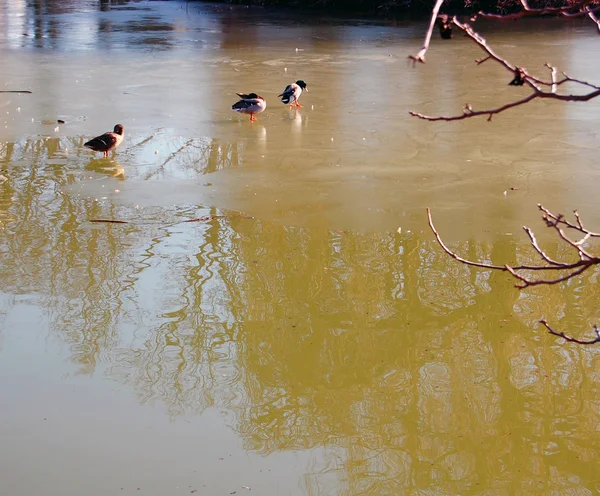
left=84, top=132, right=118, bottom=152
left=232, top=98, right=259, bottom=110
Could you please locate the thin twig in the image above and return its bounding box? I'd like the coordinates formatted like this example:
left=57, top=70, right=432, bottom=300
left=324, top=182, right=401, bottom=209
left=539, top=204, right=600, bottom=236
left=522, top=226, right=562, bottom=266
left=410, top=92, right=539, bottom=122
left=427, top=208, right=507, bottom=269
left=551, top=224, right=595, bottom=261
left=540, top=319, right=600, bottom=344
left=545, top=63, right=558, bottom=93
left=505, top=263, right=591, bottom=288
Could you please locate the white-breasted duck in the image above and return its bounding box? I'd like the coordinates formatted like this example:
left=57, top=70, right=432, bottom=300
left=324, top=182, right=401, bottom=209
left=232, top=93, right=267, bottom=122
left=84, top=124, right=124, bottom=158
left=278, top=80, right=307, bottom=108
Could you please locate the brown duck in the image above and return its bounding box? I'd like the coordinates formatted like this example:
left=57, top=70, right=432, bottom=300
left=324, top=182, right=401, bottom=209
left=84, top=124, right=124, bottom=158
left=232, top=93, right=267, bottom=122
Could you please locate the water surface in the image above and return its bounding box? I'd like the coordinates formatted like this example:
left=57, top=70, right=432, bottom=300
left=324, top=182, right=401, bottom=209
left=1, top=1, right=600, bottom=494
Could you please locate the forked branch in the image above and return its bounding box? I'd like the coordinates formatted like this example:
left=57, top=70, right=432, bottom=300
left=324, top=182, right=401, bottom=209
left=427, top=206, right=600, bottom=344
left=474, top=0, right=600, bottom=21
left=410, top=18, right=600, bottom=121
left=409, top=0, right=600, bottom=120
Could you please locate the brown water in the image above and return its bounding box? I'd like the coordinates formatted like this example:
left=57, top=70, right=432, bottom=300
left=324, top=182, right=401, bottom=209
left=1, top=1, right=600, bottom=494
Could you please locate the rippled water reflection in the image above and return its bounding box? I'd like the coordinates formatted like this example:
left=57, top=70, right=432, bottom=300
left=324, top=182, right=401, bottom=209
left=1, top=1, right=600, bottom=495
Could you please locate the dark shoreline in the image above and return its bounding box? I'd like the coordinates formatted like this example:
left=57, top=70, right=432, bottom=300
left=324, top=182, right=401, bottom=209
left=185, top=0, right=474, bottom=20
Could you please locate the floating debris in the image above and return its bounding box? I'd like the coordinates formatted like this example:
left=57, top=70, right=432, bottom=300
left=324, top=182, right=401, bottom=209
left=182, top=215, right=229, bottom=223
left=89, top=219, right=129, bottom=224
left=88, top=214, right=253, bottom=227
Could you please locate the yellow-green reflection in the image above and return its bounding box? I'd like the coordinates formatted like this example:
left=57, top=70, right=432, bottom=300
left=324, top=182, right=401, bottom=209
left=1, top=134, right=600, bottom=493
left=2, top=1, right=600, bottom=493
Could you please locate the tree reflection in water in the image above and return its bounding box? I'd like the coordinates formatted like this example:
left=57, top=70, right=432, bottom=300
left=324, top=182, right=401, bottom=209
left=1, top=134, right=600, bottom=493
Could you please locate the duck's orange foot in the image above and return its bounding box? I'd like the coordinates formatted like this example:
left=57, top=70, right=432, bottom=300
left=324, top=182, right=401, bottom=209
left=295, top=103, right=303, bottom=108
left=249, top=115, right=257, bottom=122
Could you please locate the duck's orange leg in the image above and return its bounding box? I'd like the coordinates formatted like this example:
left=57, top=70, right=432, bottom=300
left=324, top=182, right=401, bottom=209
left=294, top=101, right=303, bottom=108
left=249, top=114, right=257, bottom=122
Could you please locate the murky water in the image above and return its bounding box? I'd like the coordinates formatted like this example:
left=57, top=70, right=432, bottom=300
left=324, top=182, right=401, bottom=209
left=1, top=1, right=600, bottom=494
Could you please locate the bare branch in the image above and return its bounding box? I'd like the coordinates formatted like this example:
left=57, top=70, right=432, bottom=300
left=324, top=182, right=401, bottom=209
left=561, top=4, right=600, bottom=20
left=505, top=262, right=591, bottom=288
left=574, top=210, right=586, bottom=231
left=475, top=0, right=600, bottom=21
left=427, top=206, right=600, bottom=344
left=427, top=208, right=507, bottom=269
left=540, top=319, right=600, bottom=345
left=454, top=18, right=515, bottom=72
left=552, top=224, right=595, bottom=261
left=426, top=208, right=594, bottom=272
left=587, top=8, right=600, bottom=33
left=522, top=226, right=563, bottom=266
left=409, top=19, right=600, bottom=121
left=410, top=92, right=539, bottom=122
left=545, top=63, right=558, bottom=93
left=555, top=72, right=600, bottom=90
left=408, top=0, right=446, bottom=64
left=539, top=204, right=600, bottom=237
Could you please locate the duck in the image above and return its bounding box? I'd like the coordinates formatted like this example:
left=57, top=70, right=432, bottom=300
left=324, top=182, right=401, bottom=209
left=278, top=80, right=307, bottom=108
left=232, top=93, right=267, bottom=122
left=84, top=124, right=124, bottom=158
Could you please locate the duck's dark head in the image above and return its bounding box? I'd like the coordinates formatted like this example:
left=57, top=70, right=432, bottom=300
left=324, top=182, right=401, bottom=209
left=247, top=93, right=258, bottom=99
left=113, top=124, right=124, bottom=135
left=296, top=80, right=307, bottom=91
